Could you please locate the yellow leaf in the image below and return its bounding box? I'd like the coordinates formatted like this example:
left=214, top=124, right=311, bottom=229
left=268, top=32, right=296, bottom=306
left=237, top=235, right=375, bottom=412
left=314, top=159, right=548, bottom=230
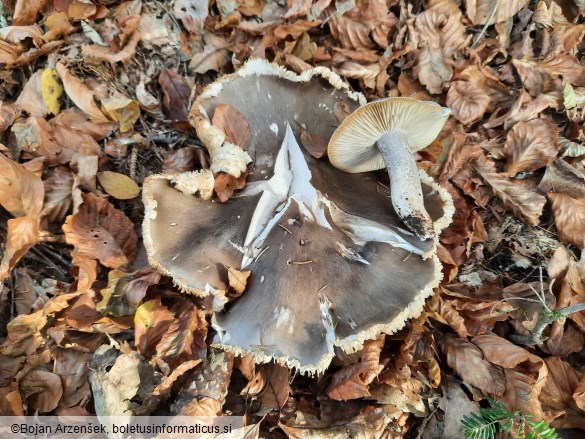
left=97, top=171, right=140, bottom=200
left=100, top=98, right=140, bottom=132
left=41, top=68, right=63, bottom=115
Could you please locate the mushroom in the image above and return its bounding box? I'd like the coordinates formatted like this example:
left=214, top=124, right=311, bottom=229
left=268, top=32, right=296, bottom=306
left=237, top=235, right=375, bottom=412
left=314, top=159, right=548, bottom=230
left=143, top=60, right=454, bottom=374
left=328, top=98, right=451, bottom=241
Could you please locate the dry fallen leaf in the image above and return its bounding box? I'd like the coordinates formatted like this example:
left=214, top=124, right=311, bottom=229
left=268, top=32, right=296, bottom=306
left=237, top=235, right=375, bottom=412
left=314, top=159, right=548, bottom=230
left=97, top=171, right=141, bottom=200
left=0, top=154, right=44, bottom=281
left=227, top=267, right=251, bottom=296
left=475, top=167, right=546, bottom=226
left=56, top=62, right=109, bottom=122
left=300, top=128, right=328, bottom=159
left=19, top=369, right=63, bottom=413
left=62, top=193, right=138, bottom=269
left=212, top=104, right=251, bottom=150
left=548, top=193, right=585, bottom=249
left=100, top=98, right=140, bottom=132
left=158, top=68, right=191, bottom=122
left=213, top=171, right=247, bottom=202
left=41, top=67, right=63, bottom=115
left=135, top=299, right=175, bottom=356
left=503, top=118, right=559, bottom=176
left=327, top=336, right=385, bottom=401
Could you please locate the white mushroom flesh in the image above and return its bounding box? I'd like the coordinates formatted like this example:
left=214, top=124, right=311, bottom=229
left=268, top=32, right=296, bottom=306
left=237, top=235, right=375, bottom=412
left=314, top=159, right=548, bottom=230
left=376, top=129, right=434, bottom=240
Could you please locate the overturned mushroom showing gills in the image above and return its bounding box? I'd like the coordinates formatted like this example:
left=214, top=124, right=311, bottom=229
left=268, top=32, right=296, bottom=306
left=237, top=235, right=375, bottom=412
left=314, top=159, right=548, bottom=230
left=328, top=98, right=451, bottom=241
left=143, top=60, right=454, bottom=374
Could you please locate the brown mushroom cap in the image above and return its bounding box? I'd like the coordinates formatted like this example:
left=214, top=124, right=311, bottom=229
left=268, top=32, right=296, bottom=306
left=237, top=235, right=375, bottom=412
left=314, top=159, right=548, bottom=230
left=142, top=60, right=454, bottom=374
left=328, top=97, right=451, bottom=173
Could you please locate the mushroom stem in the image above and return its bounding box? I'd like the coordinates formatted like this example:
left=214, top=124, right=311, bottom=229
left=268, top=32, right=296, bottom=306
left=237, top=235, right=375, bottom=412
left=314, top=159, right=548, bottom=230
left=376, top=130, right=434, bottom=240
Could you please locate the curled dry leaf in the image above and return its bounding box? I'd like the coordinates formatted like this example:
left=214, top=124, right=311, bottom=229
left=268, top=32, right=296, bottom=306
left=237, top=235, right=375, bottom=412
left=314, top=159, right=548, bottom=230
left=43, top=167, right=74, bottom=223
left=0, top=154, right=44, bottom=281
left=13, top=0, right=47, bottom=26
left=300, top=128, right=329, bottom=159
left=465, top=0, right=526, bottom=25
left=473, top=334, right=547, bottom=416
left=163, top=146, right=207, bottom=174
left=227, top=267, right=251, bottom=296
left=327, top=336, right=385, bottom=401
left=135, top=299, right=175, bottom=356
left=20, top=369, right=63, bottom=413
left=539, top=357, right=585, bottom=429
left=503, top=118, right=559, bottom=176
left=97, top=171, right=140, bottom=200
left=439, top=334, right=506, bottom=397
left=62, top=193, right=138, bottom=269
left=475, top=167, right=546, bottom=226
left=538, top=159, right=585, bottom=199
left=82, top=30, right=141, bottom=64
left=56, top=62, right=109, bottom=123
left=447, top=80, right=490, bottom=125
left=411, top=0, right=467, bottom=94
left=213, top=171, right=247, bottom=202
left=100, top=98, right=140, bottom=132
left=154, top=304, right=207, bottom=371
left=159, top=68, right=191, bottom=122
left=241, top=363, right=291, bottom=411
left=16, top=70, right=49, bottom=117
left=152, top=360, right=202, bottom=396
left=211, top=104, right=251, bottom=150
left=53, top=348, right=91, bottom=408
left=97, top=268, right=161, bottom=317
left=513, top=54, right=585, bottom=96
left=548, top=193, right=585, bottom=249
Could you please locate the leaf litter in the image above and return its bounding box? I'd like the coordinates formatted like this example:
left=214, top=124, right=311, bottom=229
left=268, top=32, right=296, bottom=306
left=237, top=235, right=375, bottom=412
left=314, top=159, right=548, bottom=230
left=0, top=0, right=585, bottom=437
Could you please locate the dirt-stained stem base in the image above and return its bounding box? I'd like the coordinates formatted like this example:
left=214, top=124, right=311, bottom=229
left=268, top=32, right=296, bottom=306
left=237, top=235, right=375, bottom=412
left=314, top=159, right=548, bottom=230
left=377, top=130, right=434, bottom=241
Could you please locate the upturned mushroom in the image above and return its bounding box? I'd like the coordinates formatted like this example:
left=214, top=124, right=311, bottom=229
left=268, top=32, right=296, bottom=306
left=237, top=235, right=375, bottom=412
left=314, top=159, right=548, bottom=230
left=143, top=60, right=454, bottom=374
left=328, top=98, right=451, bottom=241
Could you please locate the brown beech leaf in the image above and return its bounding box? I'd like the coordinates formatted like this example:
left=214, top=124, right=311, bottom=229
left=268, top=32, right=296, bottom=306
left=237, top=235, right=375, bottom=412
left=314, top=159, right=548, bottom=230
left=300, top=128, right=328, bottom=159
left=548, top=193, right=585, bottom=249
left=513, top=54, right=585, bottom=96
left=473, top=334, right=547, bottom=417
left=153, top=360, right=202, bottom=396
left=538, top=159, right=585, bottom=199
left=97, top=268, right=161, bottom=317
left=257, top=363, right=291, bottom=411
left=334, top=62, right=380, bottom=89
left=62, top=193, right=137, bottom=269
left=475, top=167, right=546, bottom=226
left=19, top=369, right=63, bottom=413
left=15, top=70, right=49, bottom=117
left=0, top=154, right=43, bottom=281
left=227, top=267, right=251, bottom=296
left=53, top=348, right=91, bottom=408
left=82, top=30, right=141, bottom=64
left=13, top=0, right=48, bottom=25
left=447, top=80, right=490, bottom=125
left=0, top=154, right=44, bottom=218
left=329, top=15, right=376, bottom=50
left=135, top=299, right=175, bottom=356
left=97, top=171, right=140, bottom=200
left=212, top=104, right=251, bottom=149
left=213, top=171, right=247, bottom=202
left=155, top=304, right=207, bottom=370
left=439, top=334, right=506, bottom=397
left=159, top=68, right=191, bottom=122
left=42, top=167, right=74, bottom=223
left=575, top=374, right=585, bottom=412
left=465, top=0, right=526, bottom=25
left=55, top=62, right=109, bottom=123
left=540, top=357, right=585, bottom=429
left=503, top=118, right=559, bottom=176
left=411, top=0, right=467, bottom=94
left=163, top=146, right=208, bottom=173
left=327, top=336, right=385, bottom=401
left=0, top=310, right=47, bottom=357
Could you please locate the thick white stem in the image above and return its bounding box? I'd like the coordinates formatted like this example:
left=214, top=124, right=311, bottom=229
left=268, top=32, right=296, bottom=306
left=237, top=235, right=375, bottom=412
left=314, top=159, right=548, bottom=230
left=376, top=130, right=434, bottom=241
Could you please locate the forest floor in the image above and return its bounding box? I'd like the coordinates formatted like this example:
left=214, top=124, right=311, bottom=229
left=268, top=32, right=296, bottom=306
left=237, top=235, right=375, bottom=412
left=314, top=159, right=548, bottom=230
left=1, top=0, right=585, bottom=438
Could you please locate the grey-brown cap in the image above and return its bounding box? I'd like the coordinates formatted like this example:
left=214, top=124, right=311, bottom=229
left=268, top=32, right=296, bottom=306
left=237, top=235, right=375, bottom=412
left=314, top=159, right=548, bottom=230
left=328, top=97, right=451, bottom=173
left=142, top=60, right=454, bottom=374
